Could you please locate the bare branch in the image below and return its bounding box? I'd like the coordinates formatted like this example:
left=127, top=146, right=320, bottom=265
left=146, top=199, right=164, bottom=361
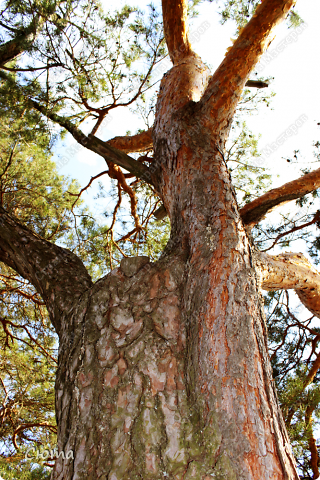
left=200, top=0, right=295, bottom=132
left=240, top=167, right=320, bottom=229
left=162, top=0, right=193, bottom=64
left=106, top=128, right=153, bottom=153
left=261, top=211, right=320, bottom=252
left=1, top=63, right=62, bottom=72
left=68, top=170, right=109, bottom=209
left=255, top=250, right=320, bottom=319
left=245, top=80, right=269, bottom=89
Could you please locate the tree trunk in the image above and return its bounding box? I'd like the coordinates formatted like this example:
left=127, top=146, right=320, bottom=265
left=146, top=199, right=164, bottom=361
left=0, top=0, right=303, bottom=478
left=50, top=67, right=298, bottom=478
left=51, top=172, right=298, bottom=479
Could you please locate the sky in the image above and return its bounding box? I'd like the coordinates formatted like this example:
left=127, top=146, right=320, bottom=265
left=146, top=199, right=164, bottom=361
left=53, top=0, right=320, bottom=210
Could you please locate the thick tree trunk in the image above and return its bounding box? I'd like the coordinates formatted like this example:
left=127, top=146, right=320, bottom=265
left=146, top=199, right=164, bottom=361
left=0, top=0, right=304, bottom=478
left=51, top=165, right=298, bottom=480
left=50, top=93, right=298, bottom=480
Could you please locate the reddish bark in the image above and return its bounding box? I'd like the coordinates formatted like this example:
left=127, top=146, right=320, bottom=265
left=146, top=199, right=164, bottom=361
left=106, top=128, right=153, bottom=154
left=241, top=166, right=320, bottom=229
left=0, top=0, right=310, bottom=479
left=162, top=0, right=193, bottom=64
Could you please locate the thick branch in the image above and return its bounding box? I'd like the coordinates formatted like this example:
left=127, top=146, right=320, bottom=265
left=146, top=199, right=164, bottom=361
left=0, top=70, right=157, bottom=187
left=162, top=0, right=193, bottom=64
left=245, top=80, right=269, bottom=89
left=200, top=0, right=295, bottom=131
left=106, top=128, right=153, bottom=153
left=240, top=166, right=320, bottom=229
left=255, top=250, right=320, bottom=318
left=87, top=135, right=157, bottom=188
left=0, top=16, right=45, bottom=67
left=0, top=208, right=93, bottom=334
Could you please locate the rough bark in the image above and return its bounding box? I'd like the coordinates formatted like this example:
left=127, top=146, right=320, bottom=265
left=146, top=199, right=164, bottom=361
left=240, top=166, right=320, bottom=229
left=0, top=0, right=308, bottom=479
left=0, top=207, right=92, bottom=333
left=255, top=250, right=320, bottom=318
left=106, top=128, right=154, bottom=154
left=162, top=0, right=193, bottom=64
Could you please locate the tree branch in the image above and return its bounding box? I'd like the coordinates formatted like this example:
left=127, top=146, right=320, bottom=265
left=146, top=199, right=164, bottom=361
left=0, top=15, right=45, bottom=67
left=106, top=127, right=153, bottom=153
left=254, top=250, right=320, bottom=319
left=240, top=166, right=320, bottom=229
left=87, top=134, right=157, bottom=189
left=0, top=69, right=157, bottom=188
left=1, top=63, right=62, bottom=72
left=245, top=80, right=269, bottom=89
left=200, top=0, right=295, bottom=132
left=162, top=0, right=193, bottom=64
left=0, top=207, right=93, bottom=334
left=261, top=211, right=320, bottom=252
left=305, top=405, right=320, bottom=480
left=105, top=82, right=266, bottom=156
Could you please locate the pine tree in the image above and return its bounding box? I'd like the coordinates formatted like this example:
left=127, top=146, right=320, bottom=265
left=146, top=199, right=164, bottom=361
left=1, top=0, right=320, bottom=478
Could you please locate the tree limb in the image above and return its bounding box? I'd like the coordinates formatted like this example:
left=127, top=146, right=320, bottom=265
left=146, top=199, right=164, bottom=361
left=162, top=0, right=193, bottom=64
left=0, top=15, right=45, bottom=67
left=0, top=207, right=93, bottom=334
left=106, top=127, right=153, bottom=153
left=245, top=80, right=269, bottom=89
left=240, top=166, right=320, bottom=229
left=87, top=134, right=158, bottom=189
left=254, top=250, right=320, bottom=318
left=200, top=0, right=295, bottom=132
left=303, top=350, right=320, bottom=390
left=305, top=405, right=320, bottom=480
left=0, top=69, right=157, bottom=188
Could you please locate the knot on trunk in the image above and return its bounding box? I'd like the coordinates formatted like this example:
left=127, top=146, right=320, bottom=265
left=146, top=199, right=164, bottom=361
left=120, top=256, right=150, bottom=277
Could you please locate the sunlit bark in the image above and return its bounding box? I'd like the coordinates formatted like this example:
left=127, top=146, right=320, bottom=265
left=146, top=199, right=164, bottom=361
left=106, top=128, right=153, bottom=153
left=241, top=166, right=320, bottom=229
left=0, top=0, right=310, bottom=479
left=255, top=250, right=320, bottom=318
left=162, top=0, right=193, bottom=64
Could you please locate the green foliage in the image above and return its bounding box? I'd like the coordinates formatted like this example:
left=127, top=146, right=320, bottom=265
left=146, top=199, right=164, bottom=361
left=207, top=0, right=303, bottom=30
left=0, top=0, right=166, bottom=134
left=0, top=463, right=51, bottom=479
left=0, top=76, right=104, bottom=476
left=227, top=120, right=272, bottom=205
